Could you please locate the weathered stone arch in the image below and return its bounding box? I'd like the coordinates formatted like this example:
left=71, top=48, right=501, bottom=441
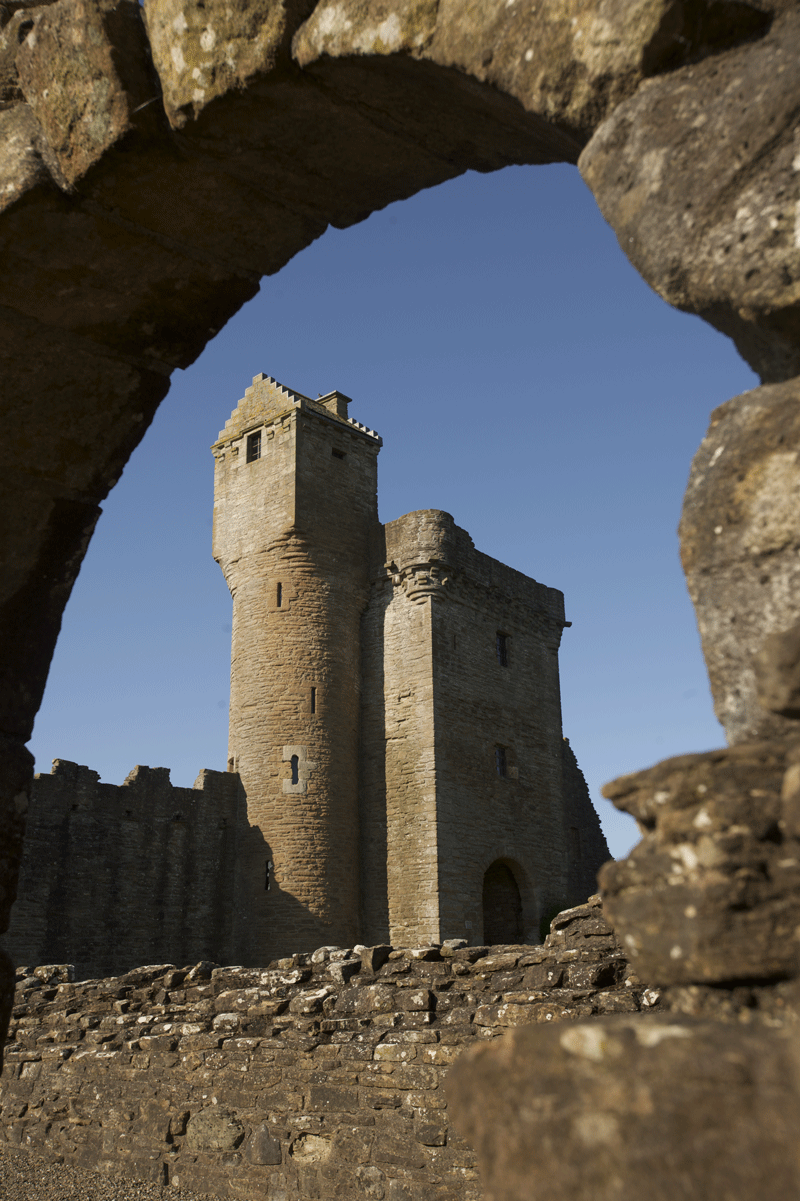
left=2, top=1, right=799, bottom=1108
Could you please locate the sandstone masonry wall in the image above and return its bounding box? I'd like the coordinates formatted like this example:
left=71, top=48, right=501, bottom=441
left=0, top=897, right=651, bottom=1200
left=1, top=761, right=242, bottom=982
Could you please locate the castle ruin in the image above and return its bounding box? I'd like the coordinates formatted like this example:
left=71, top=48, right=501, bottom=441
left=213, top=374, right=607, bottom=963
left=3, top=373, right=607, bottom=977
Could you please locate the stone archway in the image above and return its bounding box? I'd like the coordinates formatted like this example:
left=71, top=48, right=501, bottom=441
left=2, top=0, right=799, bottom=1075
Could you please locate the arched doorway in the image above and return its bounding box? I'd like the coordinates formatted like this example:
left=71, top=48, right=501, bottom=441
left=482, top=861, right=524, bottom=945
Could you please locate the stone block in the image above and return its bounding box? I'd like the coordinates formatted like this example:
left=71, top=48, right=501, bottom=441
left=679, top=379, right=800, bottom=743
left=289, top=1131, right=332, bottom=1163
left=142, top=0, right=299, bottom=128
left=601, top=742, right=800, bottom=986
left=470, top=953, right=521, bottom=974
left=361, top=1089, right=401, bottom=1110
left=327, top=958, right=361, bottom=986
left=336, top=985, right=396, bottom=1016
left=246, top=1123, right=283, bottom=1165
left=306, top=1084, right=360, bottom=1114
left=185, top=1108, right=245, bottom=1153
left=447, top=1016, right=800, bottom=1201
left=332, top=1124, right=374, bottom=1164
left=385, top=1065, right=439, bottom=1091
left=415, top=1121, right=446, bottom=1147
left=418, top=1045, right=462, bottom=1065
left=374, top=1043, right=417, bottom=1062
left=360, top=945, right=392, bottom=974
left=354, top=1165, right=386, bottom=1198
left=289, top=986, right=333, bottom=1015
left=292, top=0, right=737, bottom=151
left=580, top=10, right=800, bottom=382
left=373, top=1133, right=427, bottom=1170
left=475, top=1003, right=541, bottom=1028
left=394, top=989, right=433, bottom=1013
left=593, top=991, right=639, bottom=1015
left=15, top=0, right=156, bottom=187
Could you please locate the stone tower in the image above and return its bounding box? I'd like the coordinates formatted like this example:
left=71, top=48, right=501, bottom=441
left=212, top=374, right=381, bottom=962
left=359, top=510, right=606, bottom=949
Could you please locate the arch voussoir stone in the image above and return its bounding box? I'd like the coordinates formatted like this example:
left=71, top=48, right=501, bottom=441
left=579, top=6, right=800, bottom=383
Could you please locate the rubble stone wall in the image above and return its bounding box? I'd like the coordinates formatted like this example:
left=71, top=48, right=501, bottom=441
left=0, top=898, right=651, bottom=1200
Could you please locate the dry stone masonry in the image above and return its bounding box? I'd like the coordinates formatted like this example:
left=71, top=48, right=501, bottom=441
left=0, top=897, right=651, bottom=1200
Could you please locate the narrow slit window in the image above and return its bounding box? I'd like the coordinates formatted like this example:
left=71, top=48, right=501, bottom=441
left=311, top=686, right=316, bottom=714
left=496, top=632, right=509, bottom=667
left=290, top=755, right=299, bottom=785
left=265, top=859, right=273, bottom=891
left=495, top=746, right=507, bottom=778
left=246, top=431, right=261, bottom=462
left=276, top=582, right=282, bottom=608
left=332, top=447, right=346, bottom=460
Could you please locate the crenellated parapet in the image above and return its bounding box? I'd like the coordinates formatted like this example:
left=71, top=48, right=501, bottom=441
left=1, top=760, right=244, bottom=981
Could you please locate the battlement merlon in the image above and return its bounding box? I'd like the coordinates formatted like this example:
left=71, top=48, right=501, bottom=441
left=211, top=373, right=381, bottom=452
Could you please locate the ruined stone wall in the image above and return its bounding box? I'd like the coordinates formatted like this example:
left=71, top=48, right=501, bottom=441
left=1, top=760, right=242, bottom=982
left=213, top=375, right=382, bottom=964
left=561, top=739, right=611, bottom=905
left=360, top=510, right=609, bottom=948
left=0, top=897, right=650, bottom=1200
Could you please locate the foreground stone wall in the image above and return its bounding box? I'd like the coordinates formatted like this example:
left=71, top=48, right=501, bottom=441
left=2, top=761, right=243, bottom=982
left=0, top=897, right=651, bottom=1199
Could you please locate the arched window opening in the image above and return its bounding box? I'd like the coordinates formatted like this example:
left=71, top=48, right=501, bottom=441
left=482, top=861, right=523, bottom=945
left=290, top=754, right=299, bottom=785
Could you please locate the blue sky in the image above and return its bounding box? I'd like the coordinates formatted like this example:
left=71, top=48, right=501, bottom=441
left=29, top=162, right=757, bottom=860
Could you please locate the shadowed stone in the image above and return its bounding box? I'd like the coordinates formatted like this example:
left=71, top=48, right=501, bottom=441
left=600, top=741, right=800, bottom=986
left=756, top=621, right=800, bottom=720
left=679, top=378, right=800, bottom=744
left=185, top=1108, right=245, bottom=1153
left=447, top=1016, right=800, bottom=1201
left=246, top=1123, right=282, bottom=1165
left=579, top=8, right=800, bottom=382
